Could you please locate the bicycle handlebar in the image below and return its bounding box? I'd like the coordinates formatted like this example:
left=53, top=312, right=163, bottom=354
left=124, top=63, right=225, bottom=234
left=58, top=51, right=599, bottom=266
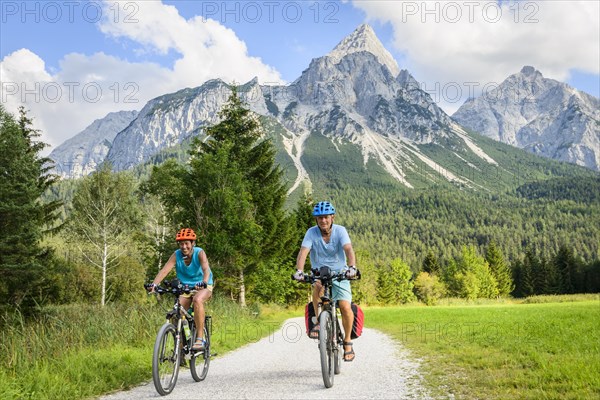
left=291, top=267, right=361, bottom=284
left=144, top=280, right=207, bottom=295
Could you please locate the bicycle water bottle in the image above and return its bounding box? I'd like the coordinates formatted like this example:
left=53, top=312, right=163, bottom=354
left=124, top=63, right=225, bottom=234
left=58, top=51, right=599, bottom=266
left=183, top=316, right=191, bottom=340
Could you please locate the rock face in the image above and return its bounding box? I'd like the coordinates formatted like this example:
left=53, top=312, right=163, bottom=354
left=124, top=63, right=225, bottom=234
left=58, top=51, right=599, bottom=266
left=452, top=66, right=600, bottom=171
left=102, top=23, right=485, bottom=190
left=106, top=80, right=236, bottom=171
left=49, top=110, right=138, bottom=178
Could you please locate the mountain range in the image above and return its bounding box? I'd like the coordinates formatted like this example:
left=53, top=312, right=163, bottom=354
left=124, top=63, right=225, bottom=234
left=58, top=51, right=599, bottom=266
left=49, top=24, right=599, bottom=188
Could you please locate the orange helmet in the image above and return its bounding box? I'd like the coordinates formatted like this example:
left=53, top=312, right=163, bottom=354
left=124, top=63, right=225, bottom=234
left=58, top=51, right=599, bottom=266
left=176, top=228, right=196, bottom=241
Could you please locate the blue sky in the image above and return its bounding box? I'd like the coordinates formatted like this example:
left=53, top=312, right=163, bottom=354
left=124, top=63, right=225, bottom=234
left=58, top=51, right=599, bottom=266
left=1, top=0, right=598, bottom=151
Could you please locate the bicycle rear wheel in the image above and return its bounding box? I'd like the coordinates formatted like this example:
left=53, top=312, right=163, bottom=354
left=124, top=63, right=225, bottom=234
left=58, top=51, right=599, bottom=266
left=319, top=311, right=335, bottom=388
left=190, top=317, right=210, bottom=381
left=152, top=322, right=180, bottom=395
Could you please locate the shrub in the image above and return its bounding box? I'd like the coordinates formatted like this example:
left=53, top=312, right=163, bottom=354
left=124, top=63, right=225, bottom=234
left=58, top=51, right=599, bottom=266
left=414, top=272, right=446, bottom=305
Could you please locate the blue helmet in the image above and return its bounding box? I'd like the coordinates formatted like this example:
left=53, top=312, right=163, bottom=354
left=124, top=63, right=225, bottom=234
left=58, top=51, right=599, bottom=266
left=312, top=201, right=336, bottom=216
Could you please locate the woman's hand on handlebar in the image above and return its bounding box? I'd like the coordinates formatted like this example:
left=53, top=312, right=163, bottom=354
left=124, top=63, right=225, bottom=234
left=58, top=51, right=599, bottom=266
left=144, top=282, right=157, bottom=293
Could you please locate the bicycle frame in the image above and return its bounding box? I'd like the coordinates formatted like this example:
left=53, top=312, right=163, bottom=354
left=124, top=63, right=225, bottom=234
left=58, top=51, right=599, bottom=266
left=165, top=296, right=194, bottom=354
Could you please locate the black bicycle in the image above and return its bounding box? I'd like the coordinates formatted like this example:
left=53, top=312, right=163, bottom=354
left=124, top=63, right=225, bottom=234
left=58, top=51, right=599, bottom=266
left=294, top=266, right=359, bottom=388
left=144, top=280, right=213, bottom=396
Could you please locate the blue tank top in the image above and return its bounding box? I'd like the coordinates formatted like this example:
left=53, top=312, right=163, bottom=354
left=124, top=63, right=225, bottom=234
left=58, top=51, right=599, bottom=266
left=175, top=247, right=214, bottom=286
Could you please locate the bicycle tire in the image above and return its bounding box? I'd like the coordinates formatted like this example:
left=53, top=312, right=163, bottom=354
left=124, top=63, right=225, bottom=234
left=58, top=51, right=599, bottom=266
left=152, top=322, right=180, bottom=395
left=334, top=318, right=342, bottom=375
left=190, top=318, right=210, bottom=381
left=319, top=311, right=335, bottom=388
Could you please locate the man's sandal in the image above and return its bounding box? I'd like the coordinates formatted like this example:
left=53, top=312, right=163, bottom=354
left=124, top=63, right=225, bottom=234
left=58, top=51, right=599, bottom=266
left=309, top=324, right=320, bottom=339
left=192, top=338, right=206, bottom=351
left=343, top=341, right=355, bottom=362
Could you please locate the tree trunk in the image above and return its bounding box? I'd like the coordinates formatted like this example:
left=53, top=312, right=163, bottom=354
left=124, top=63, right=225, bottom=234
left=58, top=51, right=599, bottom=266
left=101, top=241, right=108, bottom=306
left=156, top=221, right=166, bottom=274
left=156, top=206, right=167, bottom=273
left=239, top=270, right=246, bottom=307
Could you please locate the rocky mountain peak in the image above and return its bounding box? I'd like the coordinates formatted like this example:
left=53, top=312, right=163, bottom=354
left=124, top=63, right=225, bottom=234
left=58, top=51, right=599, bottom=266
left=327, top=23, right=400, bottom=76
left=49, top=110, right=138, bottom=178
left=452, top=66, right=600, bottom=170
left=520, top=65, right=540, bottom=76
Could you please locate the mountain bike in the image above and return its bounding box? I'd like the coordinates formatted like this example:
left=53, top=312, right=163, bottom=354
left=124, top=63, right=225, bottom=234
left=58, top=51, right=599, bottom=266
left=294, top=266, right=359, bottom=388
left=144, top=280, right=213, bottom=396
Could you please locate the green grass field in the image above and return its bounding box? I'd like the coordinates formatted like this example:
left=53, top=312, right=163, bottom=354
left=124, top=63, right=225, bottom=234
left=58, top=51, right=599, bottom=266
left=365, top=296, right=600, bottom=400
left=0, top=298, right=296, bottom=400
left=1, top=296, right=598, bottom=399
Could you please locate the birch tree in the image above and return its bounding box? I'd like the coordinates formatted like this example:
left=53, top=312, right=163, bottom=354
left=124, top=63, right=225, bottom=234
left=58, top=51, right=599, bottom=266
left=67, top=163, right=141, bottom=305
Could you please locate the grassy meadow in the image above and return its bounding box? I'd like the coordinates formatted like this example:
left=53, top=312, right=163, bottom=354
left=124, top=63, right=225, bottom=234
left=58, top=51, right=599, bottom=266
left=0, top=296, right=295, bottom=400
left=365, top=295, right=600, bottom=400
left=1, top=295, right=598, bottom=399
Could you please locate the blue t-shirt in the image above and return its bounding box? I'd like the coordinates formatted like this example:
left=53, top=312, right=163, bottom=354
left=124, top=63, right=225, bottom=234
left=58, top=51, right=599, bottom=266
left=301, top=224, right=351, bottom=272
left=175, top=247, right=214, bottom=286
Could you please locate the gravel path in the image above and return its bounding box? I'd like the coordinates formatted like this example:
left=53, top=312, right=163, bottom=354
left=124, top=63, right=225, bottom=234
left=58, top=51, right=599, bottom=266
left=100, top=317, right=433, bottom=399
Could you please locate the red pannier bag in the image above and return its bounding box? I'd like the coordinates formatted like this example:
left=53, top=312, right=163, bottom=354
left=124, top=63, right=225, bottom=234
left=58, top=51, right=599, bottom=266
left=304, top=302, right=316, bottom=337
left=306, top=301, right=364, bottom=339
left=351, top=303, right=364, bottom=339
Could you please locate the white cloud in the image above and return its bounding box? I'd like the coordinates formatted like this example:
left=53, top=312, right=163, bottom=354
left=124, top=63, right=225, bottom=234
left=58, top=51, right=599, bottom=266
left=97, top=1, right=283, bottom=89
left=0, top=0, right=282, bottom=153
left=353, top=0, right=600, bottom=113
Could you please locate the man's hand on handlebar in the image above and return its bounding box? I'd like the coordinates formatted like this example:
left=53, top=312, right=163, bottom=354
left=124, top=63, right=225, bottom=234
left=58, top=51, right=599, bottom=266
left=293, top=269, right=304, bottom=282
left=345, top=266, right=359, bottom=279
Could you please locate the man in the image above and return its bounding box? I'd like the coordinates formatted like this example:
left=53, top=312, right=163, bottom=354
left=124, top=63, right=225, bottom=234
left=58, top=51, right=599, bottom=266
left=147, top=228, right=214, bottom=351
left=294, top=201, right=358, bottom=362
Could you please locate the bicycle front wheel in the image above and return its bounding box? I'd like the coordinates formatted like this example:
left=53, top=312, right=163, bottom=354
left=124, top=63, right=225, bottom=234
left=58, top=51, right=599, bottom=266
left=190, top=319, right=210, bottom=381
left=319, top=311, right=335, bottom=388
left=334, top=318, right=342, bottom=375
left=152, top=322, right=180, bottom=395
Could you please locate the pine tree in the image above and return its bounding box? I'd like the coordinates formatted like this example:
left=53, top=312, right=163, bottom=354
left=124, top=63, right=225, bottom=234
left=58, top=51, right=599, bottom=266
left=196, top=88, right=297, bottom=304
left=511, top=260, right=524, bottom=298
left=191, top=142, right=261, bottom=306
left=520, top=252, right=536, bottom=297
left=376, top=265, right=396, bottom=305
left=527, top=249, right=545, bottom=295
left=146, top=87, right=298, bottom=305
left=422, top=250, right=440, bottom=275
left=555, top=245, right=576, bottom=294
left=541, top=255, right=560, bottom=294
left=485, top=241, right=514, bottom=297
left=0, top=106, right=62, bottom=306
left=583, top=260, right=600, bottom=293
left=294, top=193, right=315, bottom=248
